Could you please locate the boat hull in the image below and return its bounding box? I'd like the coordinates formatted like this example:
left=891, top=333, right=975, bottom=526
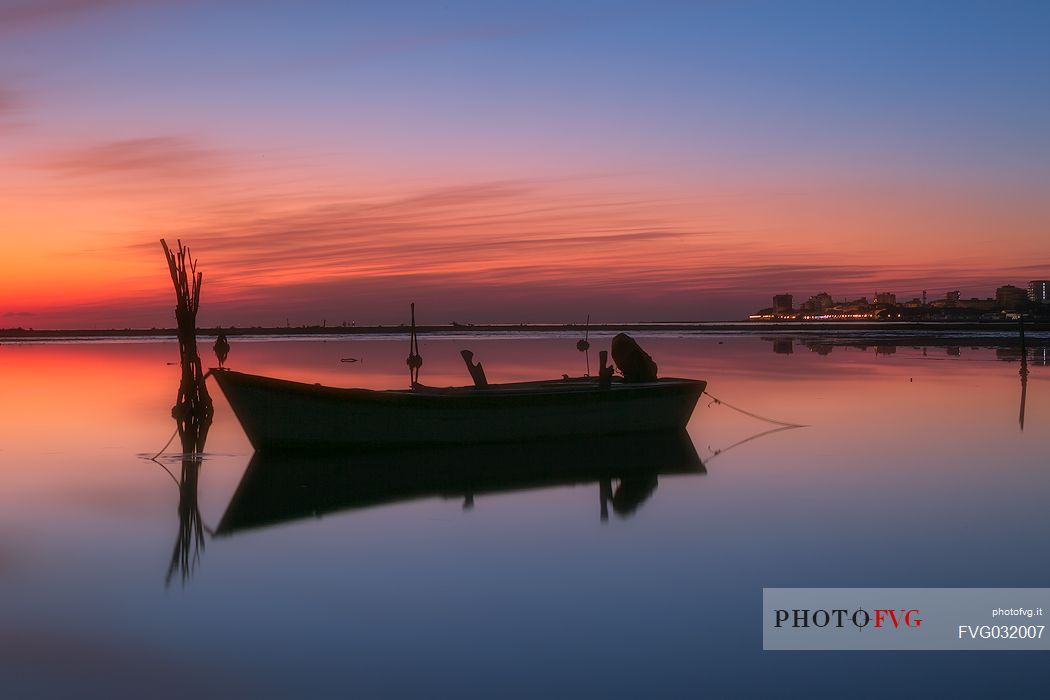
left=210, top=370, right=706, bottom=450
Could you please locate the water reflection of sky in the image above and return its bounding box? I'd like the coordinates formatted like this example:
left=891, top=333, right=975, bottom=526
left=0, top=335, right=1047, bottom=697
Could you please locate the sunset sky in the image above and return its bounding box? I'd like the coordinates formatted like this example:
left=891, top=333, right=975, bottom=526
left=2, top=0, right=1048, bottom=327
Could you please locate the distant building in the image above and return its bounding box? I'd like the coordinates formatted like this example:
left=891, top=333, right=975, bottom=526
left=799, top=291, right=834, bottom=313
left=812, top=292, right=833, bottom=309
left=873, top=291, right=896, bottom=305
left=773, top=294, right=793, bottom=314
left=935, top=291, right=962, bottom=309
left=1029, top=280, right=1050, bottom=304
left=996, top=285, right=1028, bottom=310
left=955, top=297, right=997, bottom=311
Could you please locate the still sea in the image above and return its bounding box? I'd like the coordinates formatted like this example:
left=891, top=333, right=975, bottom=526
left=1, top=333, right=1047, bottom=698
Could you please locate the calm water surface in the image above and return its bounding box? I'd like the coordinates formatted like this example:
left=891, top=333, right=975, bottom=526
left=1, top=334, right=1047, bottom=698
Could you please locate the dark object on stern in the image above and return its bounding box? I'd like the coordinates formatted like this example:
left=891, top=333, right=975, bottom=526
left=611, top=332, right=658, bottom=383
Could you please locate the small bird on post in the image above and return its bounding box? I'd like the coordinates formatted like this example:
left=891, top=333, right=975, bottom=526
left=213, top=333, right=230, bottom=369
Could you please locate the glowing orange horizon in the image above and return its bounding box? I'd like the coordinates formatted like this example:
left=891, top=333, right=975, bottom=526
left=2, top=3, right=1048, bottom=328
left=3, top=173, right=1047, bottom=329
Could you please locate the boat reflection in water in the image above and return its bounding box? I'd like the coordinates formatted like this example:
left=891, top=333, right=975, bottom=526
left=215, top=430, right=704, bottom=537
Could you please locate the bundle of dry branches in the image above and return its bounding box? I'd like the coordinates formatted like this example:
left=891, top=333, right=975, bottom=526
left=161, top=238, right=213, bottom=453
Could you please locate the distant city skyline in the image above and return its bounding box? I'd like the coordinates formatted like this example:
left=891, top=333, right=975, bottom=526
left=2, top=1, right=1049, bottom=328
left=752, top=279, right=1050, bottom=320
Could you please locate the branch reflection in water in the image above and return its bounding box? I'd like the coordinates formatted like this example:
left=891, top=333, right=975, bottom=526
left=152, top=404, right=213, bottom=587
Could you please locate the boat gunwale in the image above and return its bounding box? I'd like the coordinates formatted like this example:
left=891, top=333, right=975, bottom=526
left=210, top=369, right=707, bottom=403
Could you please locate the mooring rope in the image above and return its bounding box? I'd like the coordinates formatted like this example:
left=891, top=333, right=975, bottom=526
left=706, top=424, right=798, bottom=461
left=703, top=390, right=808, bottom=429
left=150, top=456, right=181, bottom=487
left=152, top=426, right=180, bottom=460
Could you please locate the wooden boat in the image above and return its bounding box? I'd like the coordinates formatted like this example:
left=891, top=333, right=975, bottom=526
left=215, top=430, right=705, bottom=535
left=210, top=370, right=706, bottom=451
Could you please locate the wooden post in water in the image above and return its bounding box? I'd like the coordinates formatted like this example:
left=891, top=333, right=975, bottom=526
left=1018, top=313, right=1029, bottom=431
left=159, top=239, right=213, bottom=585
left=161, top=239, right=213, bottom=453
left=1018, top=313, right=1026, bottom=355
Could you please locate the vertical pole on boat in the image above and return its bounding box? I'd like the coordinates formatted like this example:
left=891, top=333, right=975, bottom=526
left=407, top=303, right=423, bottom=388
left=576, top=314, right=591, bottom=376
left=585, top=314, right=590, bottom=376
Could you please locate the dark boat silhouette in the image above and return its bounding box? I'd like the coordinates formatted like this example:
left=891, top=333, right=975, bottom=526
left=215, top=430, right=704, bottom=536
left=211, top=370, right=706, bottom=450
